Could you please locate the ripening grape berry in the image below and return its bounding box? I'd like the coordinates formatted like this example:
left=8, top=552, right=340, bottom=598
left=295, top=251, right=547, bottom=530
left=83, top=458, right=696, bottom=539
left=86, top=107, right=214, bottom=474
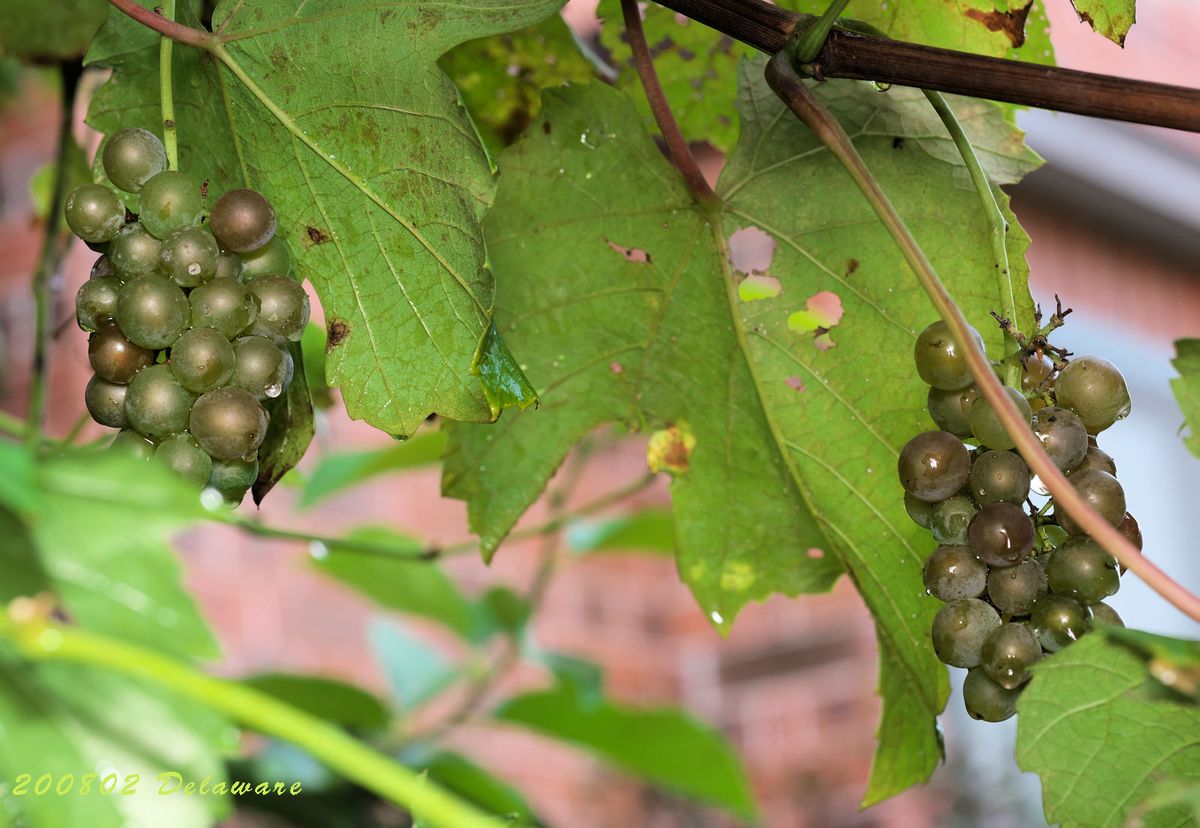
left=139, top=170, right=202, bottom=239
left=963, top=667, right=1021, bottom=722
left=209, top=188, right=276, bottom=253
left=1054, top=356, right=1131, bottom=434
left=88, top=324, right=154, bottom=384
left=124, top=365, right=196, bottom=440
left=1045, top=536, right=1120, bottom=605
left=897, top=431, right=971, bottom=503
left=111, top=429, right=156, bottom=459
left=1118, top=512, right=1142, bottom=551
left=1030, top=593, right=1091, bottom=652
left=1069, top=444, right=1116, bottom=477
left=240, top=236, right=291, bottom=280
left=159, top=226, right=220, bottom=287
left=84, top=375, right=129, bottom=429
left=968, top=449, right=1031, bottom=506
left=102, top=128, right=168, bottom=194
left=246, top=274, right=310, bottom=342
left=930, top=495, right=978, bottom=546
left=1031, top=406, right=1088, bottom=472
left=1090, top=601, right=1125, bottom=628
left=1055, top=468, right=1126, bottom=535
left=914, top=320, right=983, bottom=390
left=230, top=335, right=290, bottom=399
left=91, top=255, right=119, bottom=282
left=927, top=385, right=977, bottom=438
left=76, top=277, right=123, bottom=332
left=980, top=623, right=1041, bottom=689
left=208, top=456, right=258, bottom=503
left=214, top=252, right=244, bottom=282
left=169, top=327, right=236, bottom=393
left=1021, top=354, right=1054, bottom=395
left=64, top=183, right=125, bottom=243
left=922, top=545, right=987, bottom=602
left=115, top=274, right=191, bottom=349
left=190, top=387, right=269, bottom=460
left=986, top=558, right=1047, bottom=616
left=967, top=385, right=1032, bottom=450
left=110, top=223, right=164, bottom=279
left=189, top=280, right=257, bottom=339
left=154, top=433, right=213, bottom=488
left=931, top=598, right=1001, bottom=668
left=968, top=502, right=1034, bottom=568
left=904, top=492, right=935, bottom=528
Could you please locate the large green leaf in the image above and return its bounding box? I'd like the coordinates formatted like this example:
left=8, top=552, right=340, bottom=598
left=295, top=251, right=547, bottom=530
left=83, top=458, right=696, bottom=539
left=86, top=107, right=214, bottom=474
left=1170, top=339, right=1200, bottom=459
left=404, top=748, right=540, bottom=824
left=0, top=443, right=218, bottom=660
left=494, top=683, right=754, bottom=818
left=299, top=429, right=447, bottom=509
left=445, top=62, right=1039, bottom=799
left=1016, top=632, right=1200, bottom=828
left=87, top=0, right=552, bottom=437
left=0, top=654, right=230, bottom=828
left=243, top=673, right=390, bottom=730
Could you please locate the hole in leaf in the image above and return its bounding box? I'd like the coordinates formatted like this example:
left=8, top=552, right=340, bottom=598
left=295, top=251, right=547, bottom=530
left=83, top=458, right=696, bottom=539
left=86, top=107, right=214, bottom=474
left=606, top=239, right=651, bottom=264
left=738, top=274, right=782, bottom=302
left=788, top=291, right=844, bottom=349
left=610, top=362, right=624, bottom=375
left=807, top=547, right=825, bottom=559
left=728, top=226, right=775, bottom=274
left=785, top=376, right=806, bottom=393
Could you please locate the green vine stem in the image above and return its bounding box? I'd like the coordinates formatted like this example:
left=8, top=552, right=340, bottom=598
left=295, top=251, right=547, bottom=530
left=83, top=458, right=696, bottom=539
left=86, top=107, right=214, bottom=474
left=921, top=90, right=1021, bottom=386
left=27, top=62, right=83, bottom=447
left=791, top=0, right=850, bottom=64
left=763, top=52, right=1200, bottom=623
left=159, top=0, right=179, bottom=169
left=0, top=609, right=506, bottom=828
left=619, top=0, right=718, bottom=207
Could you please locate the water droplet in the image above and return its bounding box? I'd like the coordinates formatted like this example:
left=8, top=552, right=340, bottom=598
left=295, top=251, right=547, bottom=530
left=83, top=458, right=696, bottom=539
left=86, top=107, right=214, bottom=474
left=265, top=382, right=283, bottom=398
left=309, top=541, right=329, bottom=560
left=200, top=488, right=224, bottom=510
left=709, top=610, right=724, bottom=624
left=870, top=81, right=892, bottom=92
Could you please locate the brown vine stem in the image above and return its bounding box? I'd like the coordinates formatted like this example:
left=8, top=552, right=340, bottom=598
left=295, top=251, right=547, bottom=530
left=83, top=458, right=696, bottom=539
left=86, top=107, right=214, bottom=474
left=654, top=0, right=1200, bottom=133
left=764, top=53, right=1200, bottom=623
left=105, top=0, right=214, bottom=49
left=620, top=0, right=718, bottom=207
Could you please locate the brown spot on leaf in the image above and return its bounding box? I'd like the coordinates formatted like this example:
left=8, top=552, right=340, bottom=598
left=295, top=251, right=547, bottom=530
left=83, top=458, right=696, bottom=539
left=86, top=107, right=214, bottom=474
left=542, top=120, right=552, bottom=135
left=647, top=423, right=695, bottom=476
left=964, top=2, right=1034, bottom=48
left=307, top=226, right=331, bottom=245
left=327, top=319, right=349, bottom=350
left=845, top=258, right=859, bottom=276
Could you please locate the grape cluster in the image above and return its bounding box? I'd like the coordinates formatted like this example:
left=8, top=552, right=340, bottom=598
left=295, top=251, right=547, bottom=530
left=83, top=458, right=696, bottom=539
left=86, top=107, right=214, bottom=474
left=899, top=318, right=1135, bottom=722
left=67, top=128, right=309, bottom=504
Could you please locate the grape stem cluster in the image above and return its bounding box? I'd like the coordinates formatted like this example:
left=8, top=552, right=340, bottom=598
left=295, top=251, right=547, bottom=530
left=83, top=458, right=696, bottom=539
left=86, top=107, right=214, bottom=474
left=764, top=51, right=1200, bottom=623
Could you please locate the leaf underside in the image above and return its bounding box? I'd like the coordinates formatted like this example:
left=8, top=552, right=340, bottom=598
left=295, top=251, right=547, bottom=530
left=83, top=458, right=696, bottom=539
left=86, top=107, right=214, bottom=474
left=1017, top=632, right=1200, bottom=828
left=445, top=59, right=1040, bottom=800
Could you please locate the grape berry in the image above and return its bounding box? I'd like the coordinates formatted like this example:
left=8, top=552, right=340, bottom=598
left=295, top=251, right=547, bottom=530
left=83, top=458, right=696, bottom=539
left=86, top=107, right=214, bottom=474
left=900, top=316, right=1133, bottom=722
left=68, top=128, right=308, bottom=504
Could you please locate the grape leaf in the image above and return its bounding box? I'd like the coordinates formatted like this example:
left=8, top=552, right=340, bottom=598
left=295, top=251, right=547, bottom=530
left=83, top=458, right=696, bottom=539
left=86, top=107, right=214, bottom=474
left=403, top=748, right=541, bottom=824
left=87, top=0, right=553, bottom=437
left=494, top=682, right=755, bottom=818
left=441, top=13, right=598, bottom=154
left=298, top=429, right=446, bottom=509
left=1069, top=0, right=1137, bottom=46
left=0, top=443, right=218, bottom=660
left=1016, top=632, right=1200, bottom=828
left=1170, top=339, right=1200, bottom=459
left=0, top=656, right=230, bottom=828
left=0, top=0, right=108, bottom=61
left=567, top=509, right=676, bottom=555
left=445, top=60, right=1039, bottom=799
left=243, top=673, right=390, bottom=729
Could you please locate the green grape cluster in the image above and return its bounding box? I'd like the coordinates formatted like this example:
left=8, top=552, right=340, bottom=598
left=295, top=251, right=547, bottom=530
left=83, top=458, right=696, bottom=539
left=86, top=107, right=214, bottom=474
left=69, top=128, right=310, bottom=504
left=899, top=320, right=1135, bottom=723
